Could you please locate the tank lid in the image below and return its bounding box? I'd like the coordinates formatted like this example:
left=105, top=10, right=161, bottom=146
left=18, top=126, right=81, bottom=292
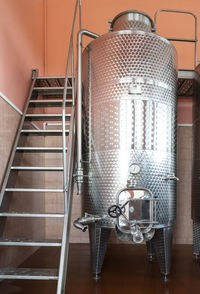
left=110, top=10, right=154, bottom=32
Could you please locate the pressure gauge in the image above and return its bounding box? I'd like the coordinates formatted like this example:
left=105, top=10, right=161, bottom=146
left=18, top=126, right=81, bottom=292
left=129, top=164, right=141, bottom=175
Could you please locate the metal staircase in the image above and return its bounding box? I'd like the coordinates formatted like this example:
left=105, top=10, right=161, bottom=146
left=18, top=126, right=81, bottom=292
left=0, top=69, right=76, bottom=292
left=0, top=1, right=81, bottom=292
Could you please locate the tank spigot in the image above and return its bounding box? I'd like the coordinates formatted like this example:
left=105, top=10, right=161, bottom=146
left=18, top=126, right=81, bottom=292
left=73, top=214, right=105, bottom=232
left=73, top=219, right=88, bottom=232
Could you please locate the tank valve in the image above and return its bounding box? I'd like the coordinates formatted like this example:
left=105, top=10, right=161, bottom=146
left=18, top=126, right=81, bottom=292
left=73, top=218, right=87, bottom=232
left=73, top=213, right=105, bottom=232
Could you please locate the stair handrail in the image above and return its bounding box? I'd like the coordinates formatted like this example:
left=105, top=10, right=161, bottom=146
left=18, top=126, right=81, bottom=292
left=58, top=0, right=81, bottom=293
left=62, top=0, right=80, bottom=196
left=58, top=105, right=76, bottom=294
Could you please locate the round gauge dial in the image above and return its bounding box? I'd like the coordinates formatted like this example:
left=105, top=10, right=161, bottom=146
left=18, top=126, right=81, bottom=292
left=129, top=164, right=141, bottom=175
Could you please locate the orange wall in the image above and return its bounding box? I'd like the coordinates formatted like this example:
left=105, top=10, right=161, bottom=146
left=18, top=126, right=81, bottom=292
left=178, top=98, right=193, bottom=124
left=45, top=0, right=200, bottom=74
left=0, top=0, right=45, bottom=111
left=0, top=1, right=197, bottom=120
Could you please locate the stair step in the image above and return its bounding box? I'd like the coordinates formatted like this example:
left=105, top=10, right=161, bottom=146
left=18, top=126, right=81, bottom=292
left=21, top=129, right=69, bottom=136
left=29, top=99, right=72, bottom=107
left=5, top=188, right=64, bottom=193
left=16, top=147, right=67, bottom=153
left=32, top=87, right=72, bottom=98
left=35, top=76, right=67, bottom=86
left=25, top=114, right=71, bottom=121
left=11, top=166, right=63, bottom=171
left=0, top=238, right=62, bottom=246
left=33, top=86, right=64, bottom=97
left=0, top=212, right=64, bottom=218
left=33, top=86, right=64, bottom=90
left=0, top=268, right=58, bottom=280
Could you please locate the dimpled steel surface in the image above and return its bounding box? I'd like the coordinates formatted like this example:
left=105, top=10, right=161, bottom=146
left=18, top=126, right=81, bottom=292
left=191, top=69, right=200, bottom=254
left=82, top=29, right=177, bottom=228
left=192, top=73, right=200, bottom=222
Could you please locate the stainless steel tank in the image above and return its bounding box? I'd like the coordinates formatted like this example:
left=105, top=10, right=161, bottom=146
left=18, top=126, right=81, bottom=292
left=192, top=66, right=200, bottom=257
left=74, top=10, right=178, bottom=279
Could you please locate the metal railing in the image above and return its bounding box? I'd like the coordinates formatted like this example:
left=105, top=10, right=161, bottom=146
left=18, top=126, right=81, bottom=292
left=154, top=9, right=198, bottom=67
left=57, top=0, right=81, bottom=293
left=58, top=0, right=100, bottom=289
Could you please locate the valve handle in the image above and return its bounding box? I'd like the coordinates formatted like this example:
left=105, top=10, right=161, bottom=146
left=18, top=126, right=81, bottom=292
left=108, top=205, right=122, bottom=218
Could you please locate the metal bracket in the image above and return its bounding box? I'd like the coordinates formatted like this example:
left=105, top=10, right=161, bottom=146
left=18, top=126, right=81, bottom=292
left=32, top=69, right=38, bottom=80
left=164, top=175, right=179, bottom=181
left=74, top=167, right=83, bottom=195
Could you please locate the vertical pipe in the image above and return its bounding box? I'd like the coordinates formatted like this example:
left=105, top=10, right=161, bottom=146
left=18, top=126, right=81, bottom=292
left=79, top=0, right=82, bottom=30
left=77, top=30, right=99, bottom=195
left=71, top=44, right=75, bottom=106
left=76, top=31, right=83, bottom=195
left=77, top=31, right=82, bottom=163
left=88, top=48, right=92, bottom=164
left=194, top=16, right=198, bottom=67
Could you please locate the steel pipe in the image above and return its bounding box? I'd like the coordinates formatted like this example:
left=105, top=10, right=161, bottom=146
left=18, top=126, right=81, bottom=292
left=77, top=29, right=99, bottom=195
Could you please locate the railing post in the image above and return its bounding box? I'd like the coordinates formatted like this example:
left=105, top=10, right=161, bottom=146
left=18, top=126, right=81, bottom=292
left=57, top=0, right=82, bottom=293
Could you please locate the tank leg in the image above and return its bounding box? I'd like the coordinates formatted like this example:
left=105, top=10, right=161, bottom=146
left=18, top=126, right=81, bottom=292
left=151, top=227, right=173, bottom=278
left=146, top=240, right=155, bottom=261
left=88, top=224, right=111, bottom=279
left=193, top=220, right=200, bottom=258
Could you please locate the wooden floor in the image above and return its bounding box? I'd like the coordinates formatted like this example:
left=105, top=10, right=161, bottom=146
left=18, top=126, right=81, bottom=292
left=0, top=244, right=200, bottom=294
